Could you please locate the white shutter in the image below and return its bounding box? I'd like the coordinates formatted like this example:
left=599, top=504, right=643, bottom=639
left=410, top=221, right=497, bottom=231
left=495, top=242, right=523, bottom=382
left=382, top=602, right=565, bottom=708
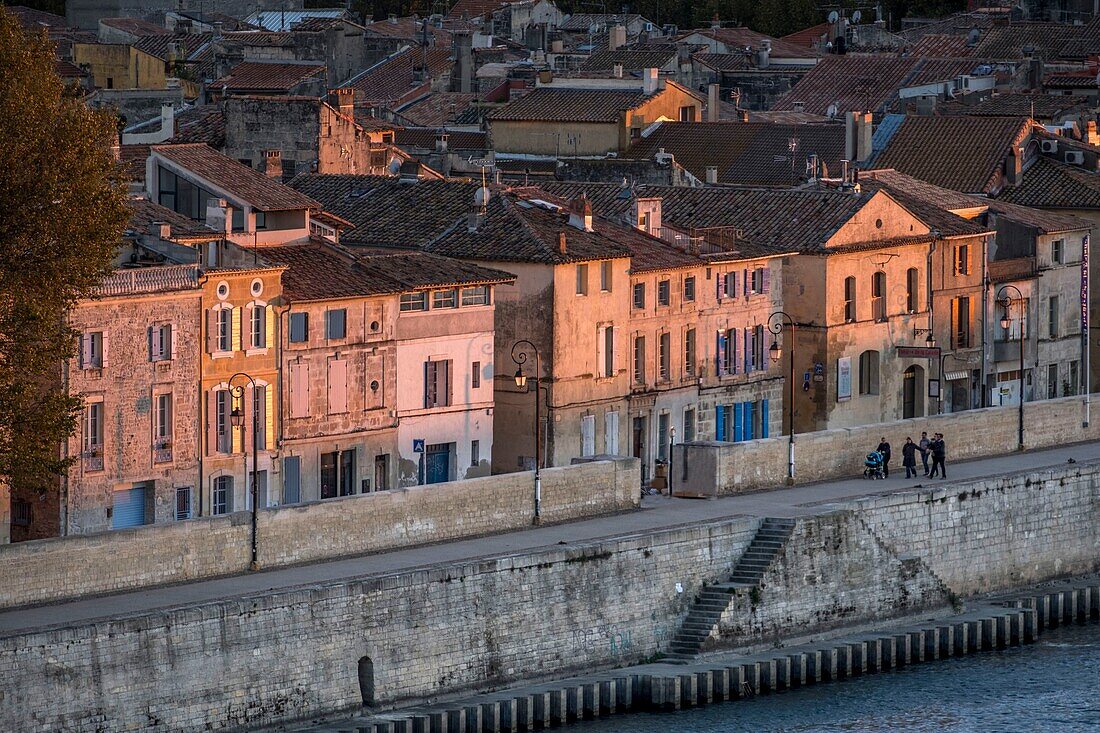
left=100, top=331, right=109, bottom=368
left=581, top=415, right=595, bottom=457
left=327, top=359, right=348, bottom=414
left=604, top=411, right=619, bottom=455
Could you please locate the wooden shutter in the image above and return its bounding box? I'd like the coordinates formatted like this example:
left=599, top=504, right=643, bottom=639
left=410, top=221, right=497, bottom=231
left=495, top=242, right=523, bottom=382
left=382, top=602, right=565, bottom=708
left=444, top=359, right=453, bottom=407
left=761, top=267, right=770, bottom=293
left=744, top=328, right=752, bottom=372
left=265, top=384, right=275, bottom=449
left=206, top=310, right=217, bottom=353
left=232, top=306, right=242, bottom=351
left=290, top=363, right=309, bottom=418
left=147, top=326, right=155, bottom=361
left=950, top=298, right=959, bottom=349
left=730, top=329, right=738, bottom=374
left=100, top=331, right=109, bottom=368
left=424, top=360, right=437, bottom=408
left=716, top=331, right=726, bottom=376
left=328, top=359, right=348, bottom=414
left=168, top=324, right=176, bottom=360
left=743, top=269, right=750, bottom=296
left=266, top=307, right=275, bottom=350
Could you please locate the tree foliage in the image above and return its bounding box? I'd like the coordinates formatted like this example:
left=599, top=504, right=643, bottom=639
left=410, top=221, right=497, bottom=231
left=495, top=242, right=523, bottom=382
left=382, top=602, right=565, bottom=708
left=0, top=10, right=128, bottom=499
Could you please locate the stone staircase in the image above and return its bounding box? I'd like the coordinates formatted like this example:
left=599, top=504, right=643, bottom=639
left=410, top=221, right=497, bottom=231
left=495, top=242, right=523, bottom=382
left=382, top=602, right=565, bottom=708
left=665, top=517, right=797, bottom=662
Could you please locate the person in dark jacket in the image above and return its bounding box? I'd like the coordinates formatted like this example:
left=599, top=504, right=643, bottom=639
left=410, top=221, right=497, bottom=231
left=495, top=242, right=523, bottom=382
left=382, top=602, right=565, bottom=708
left=902, top=437, right=918, bottom=478
left=919, top=432, right=931, bottom=475
left=876, top=437, right=892, bottom=478
left=929, top=433, right=947, bottom=478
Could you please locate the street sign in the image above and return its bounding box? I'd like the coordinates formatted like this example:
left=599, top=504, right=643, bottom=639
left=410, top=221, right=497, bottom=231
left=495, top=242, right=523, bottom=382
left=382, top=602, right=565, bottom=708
left=897, top=346, right=940, bottom=359
left=413, top=439, right=425, bottom=453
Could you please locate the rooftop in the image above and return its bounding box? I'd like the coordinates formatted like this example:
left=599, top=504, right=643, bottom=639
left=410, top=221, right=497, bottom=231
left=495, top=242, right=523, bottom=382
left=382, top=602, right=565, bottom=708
left=151, top=143, right=320, bottom=211
left=245, top=9, right=350, bottom=31
left=346, top=47, right=454, bottom=105
left=212, top=61, right=326, bottom=93
left=126, top=197, right=220, bottom=241
left=581, top=47, right=679, bottom=72
left=99, top=17, right=171, bottom=36
left=957, top=92, right=1087, bottom=118
left=872, top=115, right=1033, bottom=194
left=626, top=121, right=846, bottom=187
left=998, top=156, right=1100, bottom=211
left=558, top=14, right=650, bottom=32
left=394, top=92, right=480, bottom=127
left=488, top=87, right=651, bottom=123
left=395, top=128, right=488, bottom=150
left=681, top=27, right=819, bottom=59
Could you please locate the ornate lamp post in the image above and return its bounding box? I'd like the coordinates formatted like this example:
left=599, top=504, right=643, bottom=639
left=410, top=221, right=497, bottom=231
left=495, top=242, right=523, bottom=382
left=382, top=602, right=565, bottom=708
left=997, top=285, right=1026, bottom=451
left=511, top=340, right=542, bottom=523
left=229, top=372, right=260, bottom=571
left=768, top=311, right=796, bottom=480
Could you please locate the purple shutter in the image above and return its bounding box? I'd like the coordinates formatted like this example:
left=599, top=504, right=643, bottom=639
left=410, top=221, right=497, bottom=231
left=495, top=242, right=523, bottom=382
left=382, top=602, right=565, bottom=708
left=730, top=272, right=738, bottom=299
left=730, top=329, right=739, bottom=374
left=716, top=331, right=727, bottom=375
left=743, top=269, right=750, bottom=296
left=716, top=274, right=726, bottom=300
left=762, top=267, right=771, bottom=294
left=745, top=328, right=752, bottom=372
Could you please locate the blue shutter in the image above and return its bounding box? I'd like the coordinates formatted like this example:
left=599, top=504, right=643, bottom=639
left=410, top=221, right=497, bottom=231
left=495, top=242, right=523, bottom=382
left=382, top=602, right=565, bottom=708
left=761, top=399, right=770, bottom=438
left=730, top=329, right=738, bottom=374
left=744, top=401, right=755, bottom=440
left=112, top=487, right=147, bottom=529
left=732, top=403, right=744, bottom=442
left=716, top=331, right=727, bottom=375
left=283, top=457, right=301, bottom=503
left=716, top=405, right=726, bottom=441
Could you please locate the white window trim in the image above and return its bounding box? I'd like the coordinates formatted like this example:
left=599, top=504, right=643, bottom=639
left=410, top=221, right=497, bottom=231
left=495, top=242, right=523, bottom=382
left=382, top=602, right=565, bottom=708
left=245, top=300, right=270, bottom=356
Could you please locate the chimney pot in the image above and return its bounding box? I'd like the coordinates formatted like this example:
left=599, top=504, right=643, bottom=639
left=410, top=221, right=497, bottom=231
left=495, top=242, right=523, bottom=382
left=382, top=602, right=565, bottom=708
left=558, top=231, right=567, bottom=253
left=262, top=149, right=282, bottom=178
left=705, top=166, right=718, bottom=184
left=642, top=67, right=659, bottom=95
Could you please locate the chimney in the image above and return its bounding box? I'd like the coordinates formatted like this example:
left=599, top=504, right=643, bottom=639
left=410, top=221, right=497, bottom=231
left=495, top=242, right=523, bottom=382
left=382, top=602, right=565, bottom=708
left=755, top=44, right=770, bottom=69
left=332, top=87, right=355, bottom=117
left=1088, top=120, right=1098, bottom=147
left=613, top=62, right=623, bottom=78
left=538, top=68, right=553, bottom=85
left=705, top=166, right=718, bottom=184
left=642, top=67, right=659, bottom=95
left=205, top=198, right=231, bottom=233
left=793, top=101, right=805, bottom=113
left=159, top=104, right=175, bottom=138
left=738, top=109, right=749, bottom=122
left=568, top=195, right=593, bottom=232
left=262, top=149, right=282, bottom=178
left=609, top=23, right=626, bottom=50
left=707, top=83, right=720, bottom=122
left=558, top=231, right=567, bottom=254
left=157, top=222, right=172, bottom=240
left=453, top=30, right=473, bottom=94
left=436, top=130, right=449, bottom=152
left=1006, top=146, right=1023, bottom=186
left=631, top=196, right=661, bottom=235
left=844, top=111, right=873, bottom=164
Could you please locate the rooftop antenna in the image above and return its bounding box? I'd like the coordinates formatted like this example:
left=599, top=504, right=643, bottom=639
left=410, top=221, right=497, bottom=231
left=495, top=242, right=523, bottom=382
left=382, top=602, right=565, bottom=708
left=788, top=137, right=799, bottom=186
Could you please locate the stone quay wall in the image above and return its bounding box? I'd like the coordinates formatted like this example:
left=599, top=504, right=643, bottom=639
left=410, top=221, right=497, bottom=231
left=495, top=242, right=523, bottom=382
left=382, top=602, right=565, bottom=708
left=676, top=394, right=1098, bottom=496
left=0, top=458, right=638, bottom=609
left=3, top=460, right=1099, bottom=733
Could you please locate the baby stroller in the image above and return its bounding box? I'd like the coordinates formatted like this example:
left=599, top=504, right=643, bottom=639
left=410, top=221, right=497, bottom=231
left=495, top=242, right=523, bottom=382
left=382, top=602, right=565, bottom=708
left=863, top=451, right=885, bottom=480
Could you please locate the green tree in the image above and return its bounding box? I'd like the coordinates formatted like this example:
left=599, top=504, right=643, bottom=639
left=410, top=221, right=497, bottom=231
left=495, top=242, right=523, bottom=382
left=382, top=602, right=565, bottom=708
left=0, top=9, right=128, bottom=508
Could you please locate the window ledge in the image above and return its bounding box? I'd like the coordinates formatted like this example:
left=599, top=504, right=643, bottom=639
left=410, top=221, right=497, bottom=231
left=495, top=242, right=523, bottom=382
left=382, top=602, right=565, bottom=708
left=245, top=348, right=269, bottom=357
left=211, top=351, right=234, bottom=360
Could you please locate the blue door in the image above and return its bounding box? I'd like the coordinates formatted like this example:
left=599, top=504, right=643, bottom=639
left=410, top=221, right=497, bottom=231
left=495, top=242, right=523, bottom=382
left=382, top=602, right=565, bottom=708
left=425, top=444, right=451, bottom=484
left=112, top=486, right=147, bottom=529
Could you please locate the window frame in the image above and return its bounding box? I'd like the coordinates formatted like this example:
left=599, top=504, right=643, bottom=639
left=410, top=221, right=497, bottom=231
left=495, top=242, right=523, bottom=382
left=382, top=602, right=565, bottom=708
left=683, top=276, right=695, bottom=302
left=432, top=289, right=458, bottom=309
left=212, top=476, right=233, bottom=515
left=600, top=261, right=612, bottom=292
left=871, top=271, right=886, bottom=323
left=575, top=263, right=589, bottom=296
left=325, top=308, right=347, bottom=340
left=460, top=285, right=490, bottom=306
left=657, top=279, right=671, bottom=307
left=289, top=312, right=309, bottom=343
left=632, top=282, right=646, bottom=310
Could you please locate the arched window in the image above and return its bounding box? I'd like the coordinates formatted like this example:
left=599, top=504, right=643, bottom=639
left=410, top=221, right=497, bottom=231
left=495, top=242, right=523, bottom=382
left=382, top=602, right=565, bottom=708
left=871, top=272, right=886, bottom=322
left=843, top=276, right=856, bottom=322
left=859, top=350, right=880, bottom=395
left=358, top=656, right=375, bottom=707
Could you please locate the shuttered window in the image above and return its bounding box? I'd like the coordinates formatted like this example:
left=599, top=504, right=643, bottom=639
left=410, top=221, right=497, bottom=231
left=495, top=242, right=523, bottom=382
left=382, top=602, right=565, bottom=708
left=424, top=359, right=452, bottom=408
left=290, top=363, right=309, bottom=418
left=328, top=359, right=348, bottom=414
left=289, top=312, right=309, bottom=343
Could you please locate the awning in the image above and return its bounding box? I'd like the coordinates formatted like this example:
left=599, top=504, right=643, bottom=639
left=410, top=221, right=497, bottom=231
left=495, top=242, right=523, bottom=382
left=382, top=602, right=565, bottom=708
left=943, top=371, right=969, bottom=381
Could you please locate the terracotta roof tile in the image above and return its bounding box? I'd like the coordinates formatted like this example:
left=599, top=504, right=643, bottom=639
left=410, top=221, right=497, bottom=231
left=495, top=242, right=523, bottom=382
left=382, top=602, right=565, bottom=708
left=1043, top=72, right=1100, bottom=89
left=5, top=5, right=67, bottom=29
left=873, top=115, right=1033, bottom=193
left=683, top=27, right=820, bottom=59
left=99, top=17, right=171, bottom=36
left=119, top=144, right=151, bottom=181
left=212, top=61, right=326, bottom=92
left=446, top=0, right=521, bottom=21
left=958, top=93, right=1087, bottom=118
left=626, top=121, right=846, bottom=186
left=908, top=33, right=976, bottom=57
left=152, top=143, right=320, bottom=211
left=126, top=197, right=220, bottom=241
left=998, top=156, right=1100, bottom=210
left=972, top=21, right=1095, bottom=61
left=488, top=87, right=651, bottom=122
left=780, top=22, right=830, bottom=50
left=346, top=47, right=454, bottom=106
left=558, top=13, right=649, bottom=32
left=363, top=16, right=452, bottom=42
left=167, top=104, right=227, bottom=147
left=692, top=52, right=751, bottom=72
left=395, top=128, right=488, bottom=150
left=394, top=92, right=479, bottom=127
left=132, top=33, right=212, bottom=61
left=581, top=46, right=678, bottom=71
left=774, top=55, right=918, bottom=115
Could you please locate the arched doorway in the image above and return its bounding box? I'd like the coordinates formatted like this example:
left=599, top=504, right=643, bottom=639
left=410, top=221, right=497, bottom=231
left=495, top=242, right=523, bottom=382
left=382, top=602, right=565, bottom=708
left=903, top=365, right=925, bottom=418
left=358, top=656, right=375, bottom=707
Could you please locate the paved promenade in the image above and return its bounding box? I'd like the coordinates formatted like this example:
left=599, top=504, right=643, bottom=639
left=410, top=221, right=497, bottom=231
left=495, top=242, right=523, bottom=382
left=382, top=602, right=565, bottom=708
left=2, top=440, right=1097, bottom=636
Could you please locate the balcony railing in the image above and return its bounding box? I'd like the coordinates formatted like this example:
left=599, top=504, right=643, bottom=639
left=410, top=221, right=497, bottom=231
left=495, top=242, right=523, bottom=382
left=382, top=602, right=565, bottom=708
left=83, top=451, right=104, bottom=471
left=154, top=441, right=173, bottom=464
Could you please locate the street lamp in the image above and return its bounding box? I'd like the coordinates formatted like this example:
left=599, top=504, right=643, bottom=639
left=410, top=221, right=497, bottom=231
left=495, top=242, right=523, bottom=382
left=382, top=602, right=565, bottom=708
left=997, top=285, right=1026, bottom=451
left=511, top=339, right=542, bottom=523
left=768, top=310, right=796, bottom=481
left=229, top=372, right=260, bottom=571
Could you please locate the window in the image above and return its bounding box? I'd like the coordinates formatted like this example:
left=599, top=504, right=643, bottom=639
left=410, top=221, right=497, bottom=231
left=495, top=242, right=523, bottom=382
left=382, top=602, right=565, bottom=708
left=1070, top=361, right=1080, bottom=395
left=1051, top=239, right=1064, bottom=265
left=600, top=261, right=612, bottom=292
left=684, top=328, right=696, bottom=376
left=604, top=411, right=619, bottom=454
left=400, top=292, right=427, bottom=311
left=724, top=272, right=737, bottom=298
left=83, top=402, right=104, bottom=454
left=255, top=211, right=267, bottom=229
left=844, top=276, right=856, bottom=322
left=155, top=393, right=173, bottom=451
left=374, top=454, right=390, bottom=491
left=326, top=308, right=347, bottom=339
left=328, top=359, right=348, bottom=414
left=253, top=384, right=267, bottom=449
left=471, top=440, right=480, bottom=466
left=751, top=268, right=767, bottom=294
left=432, top=289, right=457, bottom=309
left=906, top=268, right=919, bottom=313
left=461, top=286, right=490, bottom=306
left=952, top=296, right=971, bottom=348
left=871, top=271, right=886, bottom=322
left=657, top=279, right=670, bottom=306
left=321, top=452, right=337, bottom=498
left=657, top=412, right=670, bottom=460
left=216, top=308, right=232, bottom=352
left=215, top=389, right=231, bottom=453
left=752, top=325, right=765, bottom=369
left=599, top=325, right=615, bottom=378
left=632, top=282, right=645, bottom=310
left=658, top=332, right=671, bottom=381
left=576, top=264, right=589, bottom=295
left=250, top=304, right=266, bottom=349
left=683, top=276, right=695, bottom=302
left=212, top=476, right=233, bottom=515
left=175, top=486, right=193, bottom=520
left=340, top=449, right=356, bottom=496
left=283, top=456, right=301, bottom=504
left=424, top=359, right=453, bottom=408
left=1048, top=295, right=1059, bottom=338
left=955, top=244, right=970, bottom=275
left=289, top=362, right=309, bottom=418
left=81, top=331, right=105, bottom=368
left=858, top=350, right=880, bottom=395
left=468, top=361, right=481, bottom=389
left=683, top=407, right=696, bottom=443
left=150, top=323, right=173, bottom=361
left=633, top=335, right=645, bottom=384
left=289, top=312, right=309, bottom=343
left=581, top=415, right=595, bottom=457
left=1048, top=363, right=1058, bottom=399
left=678, top=105, right=696, bottom=122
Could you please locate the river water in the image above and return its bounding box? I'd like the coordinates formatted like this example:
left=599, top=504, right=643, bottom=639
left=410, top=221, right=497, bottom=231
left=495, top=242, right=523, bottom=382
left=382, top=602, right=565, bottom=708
left=583, top=623, right=1100, bottom=733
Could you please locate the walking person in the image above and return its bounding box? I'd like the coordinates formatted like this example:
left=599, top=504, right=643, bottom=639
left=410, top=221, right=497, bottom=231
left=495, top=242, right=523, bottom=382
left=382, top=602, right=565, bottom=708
left=902, top=437, right=918, bottom=479
left=876, top=437, right=892, bottom=478
left=919, top=431, right=931, bottom=476
left=929, top=433, right=947, bottom=479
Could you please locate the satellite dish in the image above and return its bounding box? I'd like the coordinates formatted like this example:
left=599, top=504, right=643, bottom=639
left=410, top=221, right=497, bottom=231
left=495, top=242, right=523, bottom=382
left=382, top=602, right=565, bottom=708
left=852, top=10, right=862, bottom=22
left=474, top=186, right=491, bottom=207
left=828, top=10, right=839, bottom=23
left=967, top=27, right=981, bottom=45
left=826, top=103, right=839, bottom=118
left=388, top=158, right=402, bottom=175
